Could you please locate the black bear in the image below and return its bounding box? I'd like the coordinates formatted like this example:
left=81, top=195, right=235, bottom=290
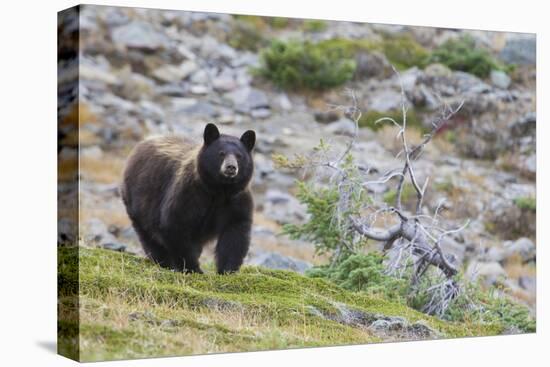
left=121, top=123, right=255, bottom=274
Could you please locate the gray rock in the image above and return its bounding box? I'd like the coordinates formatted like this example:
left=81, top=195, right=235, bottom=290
left=263, top=189, right=307, bottom=224
left=250, top=108, right=271, bottom=119
left=278, top=93, right=293, bottom=111
left=483, top=246, right=507, bottom=263
left=190, top=69, right=210, bottom=85
left=120, top=226, right=138, bottom=241
left=58, top=218, right=77, bottom=244
left=189, top=84, right=210, bottom=95
left=439, top=237, right=466, bottom=266
left=369, top=89, right=404, bottom=112
left=226, top=87, right=270, bottom=113
left=499, top=35, right=536, bottom=65
left=100, top=7, right=129, bottom=27
left=467, top=261, right=507, bottom=286
left=152, top=61, right=197, bottom=83
left=522, top=154, right=536, bottom=178
left=102, top=242, right=127, bottom=252
left=179, top=101, right=219, bottom=118
left=510, top=112, right=536, bottom=137
left=354, top=51, right=391, bottom=79
left=80, top=64, right=118, bottom=86
left=248, top=252, right=312, bottom=273
left=139, top=100, right=165, bottom=121
left=367, top=315, right=438, bottom=339
left=518, top=276, right=536, bottom=293
left=231, top=53, right=260, bottom=68
left=314, top=111, right=340, bottom=124
left=324, top=118, right=356, bottom=137
left=490, top=70, right=511, bottom=89
left=504, top=237, right=536, bottom=263
left=212, top=75, right=237, bottom=92
left=111, top=21, right=168, bottom=51
left=84, top=218, right=125, bottom=251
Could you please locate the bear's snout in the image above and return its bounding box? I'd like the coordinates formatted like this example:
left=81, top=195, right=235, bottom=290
left=221, top=154, right=239, bottom=177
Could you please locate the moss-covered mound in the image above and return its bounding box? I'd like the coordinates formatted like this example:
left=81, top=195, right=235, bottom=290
left=59, top=247, right=503, bottom=362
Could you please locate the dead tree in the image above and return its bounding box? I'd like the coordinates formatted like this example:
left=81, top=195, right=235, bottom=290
left=278, top=70, right=468, bottom=316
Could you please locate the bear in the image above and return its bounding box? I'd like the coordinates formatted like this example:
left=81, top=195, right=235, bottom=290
left=120, top=123, right=256, bottom=274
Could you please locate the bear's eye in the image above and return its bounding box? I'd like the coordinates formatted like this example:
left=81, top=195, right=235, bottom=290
left=236, top=153, right=243, bottom=159
left=219, top=151, right=226, bottom=157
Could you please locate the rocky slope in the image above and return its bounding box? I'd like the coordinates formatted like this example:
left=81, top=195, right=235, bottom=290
left=58, top=5, right=536, bottom=312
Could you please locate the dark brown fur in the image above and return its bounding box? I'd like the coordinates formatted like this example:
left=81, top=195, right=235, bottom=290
left=121, top=125, right=255, bottom=274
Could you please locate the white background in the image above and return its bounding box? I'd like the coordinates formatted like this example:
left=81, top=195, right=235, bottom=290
left=0, top=0, right=546, bottom=366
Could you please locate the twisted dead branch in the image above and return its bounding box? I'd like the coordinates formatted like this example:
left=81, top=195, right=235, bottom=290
left=277, top=74, right=468, bottom=315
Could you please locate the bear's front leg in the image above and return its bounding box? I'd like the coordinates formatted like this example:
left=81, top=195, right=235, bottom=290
left=215, top=220, right=251, bottom=274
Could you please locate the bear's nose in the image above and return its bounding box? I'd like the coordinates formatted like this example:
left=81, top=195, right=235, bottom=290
left=225, top=164, right=237, bottom=175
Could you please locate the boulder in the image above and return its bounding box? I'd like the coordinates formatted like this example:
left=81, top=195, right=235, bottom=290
left=490, top=70, right=511, bottom=89
left=503, top=237, right=536, bottom=263
left=111, top=21, right=169, bottom=51
left=467, top=261, right=507, bottom=286
left=324, top=118, right=356, bottom=137
left=369, top=89, right=404, bottom=112
left=248, top=252, right=312, bottom=273
left=225, top=86, right=270, bottom=114
left=84, top=218, right=126, bottom=252
left=499, top=35, right=536, bottom=65
left=510, top=112, right=536, bottom=137
left=262, top=189, right=307, bottom=224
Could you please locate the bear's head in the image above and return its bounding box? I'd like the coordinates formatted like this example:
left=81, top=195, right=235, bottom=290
left=197, top=123, right=255, bottom=195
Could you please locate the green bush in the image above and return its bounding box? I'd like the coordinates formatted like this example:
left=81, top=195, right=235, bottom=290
left=514, top=196, right=536, bottom=211
left=282, top=152, right=368, bottom=259
left=256, top=40, right=356, bottom=90
left=428, top=35, right=510, bottom=78
left=303, top=19, right=328, bottom=32
left=379, top=35, right=430, bottom=70
left=307, top=253, right=408, bottom=300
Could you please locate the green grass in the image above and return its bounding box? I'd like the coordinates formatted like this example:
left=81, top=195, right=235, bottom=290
left=358, top=109, right=424, bottom=131
left=59, top=247, right=504, bottom=362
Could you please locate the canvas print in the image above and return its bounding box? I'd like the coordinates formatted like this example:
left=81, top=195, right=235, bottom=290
left=57, top=4, right=536, bottom=362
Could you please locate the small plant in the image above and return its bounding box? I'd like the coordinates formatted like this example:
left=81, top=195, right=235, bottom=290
left=303, top=19, right=327, bottom=32
left=256, top=40, right=356, bottom=90
left=379, top=35, right=429, bottom=70
left=444, top=280, right=535, bottom=332
left=307, top=253, right=408, bottom=300
left=514, top=196, right=536, bottom=211
left=281, top=148, right=368, bottom=261
left=428, top=35, right=511, bottom=78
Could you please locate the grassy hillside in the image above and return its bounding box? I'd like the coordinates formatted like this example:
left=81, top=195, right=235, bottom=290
left=59, top=247, right=503, bottom=362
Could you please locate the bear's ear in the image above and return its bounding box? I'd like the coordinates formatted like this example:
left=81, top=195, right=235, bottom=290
left=204, top=123, right=220, bottom=146
left=240, top=130, right=256, bottom=151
